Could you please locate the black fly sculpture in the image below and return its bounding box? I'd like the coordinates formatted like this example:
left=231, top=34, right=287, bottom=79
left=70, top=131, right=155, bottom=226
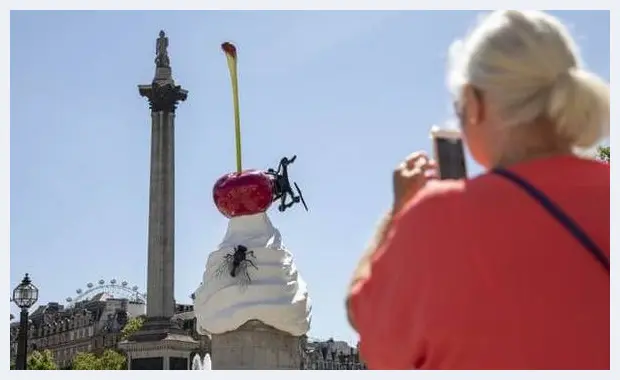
left=215, top=245, right=258, bottom=285
left=266, top=155, right=309, bottom=212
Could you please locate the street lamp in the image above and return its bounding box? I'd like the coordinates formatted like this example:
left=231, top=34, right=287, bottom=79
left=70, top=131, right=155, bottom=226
left=12, top=273, right=39, bottom=370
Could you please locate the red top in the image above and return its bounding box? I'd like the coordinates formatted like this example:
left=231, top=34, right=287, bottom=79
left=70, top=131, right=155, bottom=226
left=349, top=155, right=610, bottom=370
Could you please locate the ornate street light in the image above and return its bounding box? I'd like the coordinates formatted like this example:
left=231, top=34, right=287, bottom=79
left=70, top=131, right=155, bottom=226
left=12, top=273, right=39, bottom=370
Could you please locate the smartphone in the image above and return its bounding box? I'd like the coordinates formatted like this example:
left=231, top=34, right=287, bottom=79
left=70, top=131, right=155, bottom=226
left=430, top=125, right=467, bottom=180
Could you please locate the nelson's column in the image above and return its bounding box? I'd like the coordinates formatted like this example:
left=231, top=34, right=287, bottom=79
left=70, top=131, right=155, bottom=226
left=119, top=30, right=199, bottom=370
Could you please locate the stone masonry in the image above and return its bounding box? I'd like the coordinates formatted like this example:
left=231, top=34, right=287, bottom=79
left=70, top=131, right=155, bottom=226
left=210, top=320, right=302, bottom=370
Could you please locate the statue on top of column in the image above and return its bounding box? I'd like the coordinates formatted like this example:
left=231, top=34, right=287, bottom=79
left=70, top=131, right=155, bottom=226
left=155, top=30, right=170, bottom=68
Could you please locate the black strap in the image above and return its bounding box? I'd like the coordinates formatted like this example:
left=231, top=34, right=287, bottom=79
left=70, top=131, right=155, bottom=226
left=493, top=168, right=609, bottom=273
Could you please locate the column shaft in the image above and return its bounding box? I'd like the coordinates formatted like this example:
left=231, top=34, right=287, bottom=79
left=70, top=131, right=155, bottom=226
left=146, top=111, right=175, bottom=319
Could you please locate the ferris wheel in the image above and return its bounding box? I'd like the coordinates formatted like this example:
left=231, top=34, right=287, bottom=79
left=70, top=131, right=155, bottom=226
left=65, top=279, right=146, bottom=306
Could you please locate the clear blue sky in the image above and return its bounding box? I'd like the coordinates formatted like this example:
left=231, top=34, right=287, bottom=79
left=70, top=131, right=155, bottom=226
left=10, top=10, right=609, bottom=344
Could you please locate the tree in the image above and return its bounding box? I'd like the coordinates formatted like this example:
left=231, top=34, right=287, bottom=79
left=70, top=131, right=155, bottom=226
left=99, top=349, right=126, bottom=370
left=72, top=350, right=126, bottom=370
left=71, top=352, right=99, bottom=370
left=597, top=145, right=610, bottom=163
left=27, top=350, right=57, bottom=370
left=120, top=316, right=144, bottom=341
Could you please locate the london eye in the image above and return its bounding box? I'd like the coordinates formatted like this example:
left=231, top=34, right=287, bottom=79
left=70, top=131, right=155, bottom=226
left=65, top=279, right=146, bottom=306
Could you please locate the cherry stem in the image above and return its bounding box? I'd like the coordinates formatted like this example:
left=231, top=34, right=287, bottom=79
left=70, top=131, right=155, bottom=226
left=222, top=42, right=242, bottom=174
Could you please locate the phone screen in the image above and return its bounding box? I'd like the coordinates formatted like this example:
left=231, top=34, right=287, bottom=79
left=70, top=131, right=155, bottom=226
left=434, top=137, right=467, bottom=179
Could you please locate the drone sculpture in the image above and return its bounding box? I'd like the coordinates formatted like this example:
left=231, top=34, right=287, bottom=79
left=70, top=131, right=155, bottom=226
left=266, top=155, right=308, bottom=212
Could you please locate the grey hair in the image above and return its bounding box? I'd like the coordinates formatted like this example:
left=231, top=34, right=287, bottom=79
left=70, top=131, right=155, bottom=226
left=448, top=10, right=609, bottom=148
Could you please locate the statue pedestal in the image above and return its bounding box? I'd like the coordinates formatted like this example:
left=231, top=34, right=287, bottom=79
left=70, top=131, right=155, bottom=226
left=119, top=318, right=199, bottom=370
left=119, top=332, right=199, bottom=370
left=155, top=66, right=172, bottom=82
left=210, top=320, right=302, bottom=370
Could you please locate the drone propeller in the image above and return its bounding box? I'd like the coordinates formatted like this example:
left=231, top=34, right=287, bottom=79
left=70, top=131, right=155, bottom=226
left=294, top=182, right=309, bottom=212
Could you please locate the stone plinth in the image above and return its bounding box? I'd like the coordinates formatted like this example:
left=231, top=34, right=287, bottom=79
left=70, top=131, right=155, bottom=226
left=210, top=320, right=302, bottom=370
left=119, top=333, right=199, bottom=370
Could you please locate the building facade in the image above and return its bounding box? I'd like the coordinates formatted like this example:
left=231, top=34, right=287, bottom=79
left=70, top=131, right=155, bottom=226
left=302, top=337, right=367, bottom=370
left=9, top=289, right=361, bottom=370
left=9, top=295, right=209, bottom=369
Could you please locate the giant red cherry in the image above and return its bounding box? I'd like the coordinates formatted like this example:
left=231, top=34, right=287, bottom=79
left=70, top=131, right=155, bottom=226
left=213, top=170, right=274, bottom=218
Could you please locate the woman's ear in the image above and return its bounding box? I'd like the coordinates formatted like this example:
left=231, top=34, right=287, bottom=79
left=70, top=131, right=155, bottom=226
left=462, top=84, right=484, bottom=128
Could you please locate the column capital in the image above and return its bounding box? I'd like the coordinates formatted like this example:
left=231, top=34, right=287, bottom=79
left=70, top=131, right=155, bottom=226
left=138, top=81, right=188, bottom=113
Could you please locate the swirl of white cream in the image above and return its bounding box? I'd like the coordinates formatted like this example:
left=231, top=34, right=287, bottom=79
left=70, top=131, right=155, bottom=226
left=194, top=213, right=312, bottom=336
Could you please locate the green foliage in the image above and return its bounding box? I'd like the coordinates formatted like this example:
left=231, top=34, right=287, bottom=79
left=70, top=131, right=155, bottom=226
left=597, top=145, right=610, bottom=163
left=71, top=352, right=99, bottom=370
left=120, top=316, right=145, bottom=340
left=72, top=350, right=126, bottom=370
left=100, top=349, right=126, bottom=370
left=27, top=350, right=57, bottom=370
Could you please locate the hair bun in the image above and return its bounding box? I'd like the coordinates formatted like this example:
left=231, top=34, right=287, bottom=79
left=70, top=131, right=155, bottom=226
left=546, top=68, right=609, bottom=148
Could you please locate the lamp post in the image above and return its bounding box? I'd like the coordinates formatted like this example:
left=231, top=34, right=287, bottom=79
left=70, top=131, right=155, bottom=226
left=12, top=273, right=39, bottom=370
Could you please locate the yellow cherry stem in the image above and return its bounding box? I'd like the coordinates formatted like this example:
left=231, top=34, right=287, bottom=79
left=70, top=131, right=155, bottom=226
left=225, top=52, right=242, bottom=174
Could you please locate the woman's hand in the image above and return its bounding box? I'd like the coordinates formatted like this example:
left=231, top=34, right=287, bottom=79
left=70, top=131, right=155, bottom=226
left=392, top=152, right=438, bottom=213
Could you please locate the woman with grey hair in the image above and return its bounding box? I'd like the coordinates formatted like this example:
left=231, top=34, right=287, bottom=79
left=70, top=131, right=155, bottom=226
left=346, top=11, right=609, bottom=370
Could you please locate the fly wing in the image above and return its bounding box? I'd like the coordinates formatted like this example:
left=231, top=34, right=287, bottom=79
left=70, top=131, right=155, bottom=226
left=237, top=258, right=259, bottom=289
left=236, top=262, right=252, bottom=289
left=214, top=256, right=233, bottom=279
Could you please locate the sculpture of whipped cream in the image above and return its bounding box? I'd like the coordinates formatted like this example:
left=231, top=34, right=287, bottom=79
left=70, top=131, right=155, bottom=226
left=194, top=212, right=311, bottom=336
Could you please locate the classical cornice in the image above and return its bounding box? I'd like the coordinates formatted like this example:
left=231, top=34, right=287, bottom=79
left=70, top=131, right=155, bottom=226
left=119, top=336, right=199, bottom=352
